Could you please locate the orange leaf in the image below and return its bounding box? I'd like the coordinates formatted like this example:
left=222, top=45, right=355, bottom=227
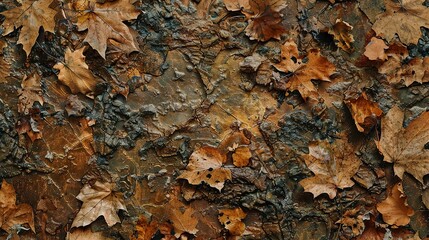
left=218, top=208, right=247, bottom=236
left=328, top=19, right=354, bottom=53
left=364, top=37, right=388, bottom=61
left=377, top=182, right=414, bottom=226
left=167, top=199, right=198, bottom=238
left=344, top=92, right=383, bottom=133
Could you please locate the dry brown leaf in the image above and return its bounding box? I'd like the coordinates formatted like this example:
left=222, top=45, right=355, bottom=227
left=328, top=19, right=354, bottom=53
left=223, top=0, right=250, bottom=11
left=364, top=37, right=388, bottom=61
left=178, top=146, right=232, bottom=191
left=71, top=181, right=127, bottom=228
left=54, top=47, right=100, bottom=97
left=72, top=0, right=140, bottom=58
left=232, top=146, right=252, bottom=167
left=379, top=56, right=429, bottom=86
left=242, top=0, right=287, bottom=41
left=131, top=216, right=158, bottom=240
left=299, top=137, right=361, bottom=199
left=376, top=106, right=429, bottom=183
left=67, top=228, right=110, bottom=240
left=372, top=0, right=429, bottom=45
left=17, top=73, right=44, bottom=115
left=274, top=40, right=336, bottom=100
left=377, top=182, right=414, bottom=226
left=0, top=0, right=56, bottom=56
left=16, top=111, right=44, bottom=142
left=0, top=40, right=10, bottom=83
left=167, top=199, right=198, bottom=238
left=344, top=92, right=383, bottom=133
left=218, top=208, right=247, bottom=236
left=0, top=180, right=35, bottom=233
left=336, top=207, right=366, bottom=238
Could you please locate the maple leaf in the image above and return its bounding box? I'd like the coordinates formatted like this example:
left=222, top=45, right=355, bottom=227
left=377, top=182, right=414, bottom=226
left=0, top=180, right=35, bottom=233
left=53, top=47, right=100, bottom=97
left=17, top=73, right=44, bottom=115
left=328, top=19, right=355, bottom=53
left=71, top=181, right=127, bottom=228
left=364, top=37, right=389, bottom=61
left=344, top=92, right=383, bottom=133
left=376, top=106, right=429, bottom=183
left=372, top=0, right=429, bottom=45
left=167, top=199, right=198, bottom=238
left=131, top=216, right=158, bottom=240
left=299, top=137, right=361, bottom=199
left=178, top=146, right=232, bottom=191
left=274, top=40, right=336, bottom=100
left=242, top=0, right=287, bottom=41
left=218, top=208, right=247, bottom=236
left=0, top=0, right=56, bottom=56
left=72, top=0, right=140, bottom=58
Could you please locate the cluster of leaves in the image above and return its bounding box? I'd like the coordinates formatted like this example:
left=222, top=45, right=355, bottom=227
left=0, top=0, right=429, bottom=239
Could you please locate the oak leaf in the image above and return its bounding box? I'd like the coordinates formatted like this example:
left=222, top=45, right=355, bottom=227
left=71, top=181, right=127, bottom=228
left=242, top=0, right=287, bottom=41
left=328, top=19, right=354, bottom=53
left=178, top=146, right=232, bottom=191
left=372, top=0, right=429, bottom=45
left=364, top=37, right=388, bottom=61
left=274, top=40, right=336, bottom=100
left=0, top=0, right=56, bottom=56
left=376, top=106, right=429, bottom=183
left=299, top=137, right=361, bottom=199
left=377, top=182, right=414, bottom=226
left=72, top=0, right=140, bottom=58
left=0, top=180, right=35, bottom=233
left=167, top=199, right=198, bottom=238
left=53, top=47, right=100, bottom=97
left=17, top=73, right=44, bottom=115
left=218, top=208, right=247, bottom=236
left=344, top=92, right=383, bottom=133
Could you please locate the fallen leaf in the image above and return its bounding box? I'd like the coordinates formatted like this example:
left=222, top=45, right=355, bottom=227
left=0, top=0, right=56, bottom=56
left=0, top=180, right=35, bottom=233
left=274, top=40, right=336, bottom=100
left=0, top=40, right=10, bottom=83
left=232, top=146, right=252, bottom=167
left=72, top=0, right=140, bottom=58
left=71, top=181, right=127, bottom=228
left=379, top=56, right=429, bottom=86
left=53, top=47, right=100, bottom=97
left=364, top=37, right=388, bottom=61
left=377, top=182, right=414, bottom=226
left=328, top=19, right=354, bottom=53
left=376, top=106, right=429, bottom=183
left=299, top=137, right=361, bottom=199
left=16, top=111, right=44, bottom=142
left=167, top=199, right=198, bottom=238
left=344, top=92, right=383, bottom=133
left=17, top=73, right=44, bottom=115
left=67, top=228, right=110, bottom=240
left=242, top=0, right=287, bottom=41
left=131, top=216, right=158, bottom=240
left=372, top=0, right=429, bottom=45
left=178, top=146, right=232, bottom=191
left=218, top=207, right=247, bottom=236
left=336, top=207, right=366, bottom=238
left=223, top=0, right=250, bottom=11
